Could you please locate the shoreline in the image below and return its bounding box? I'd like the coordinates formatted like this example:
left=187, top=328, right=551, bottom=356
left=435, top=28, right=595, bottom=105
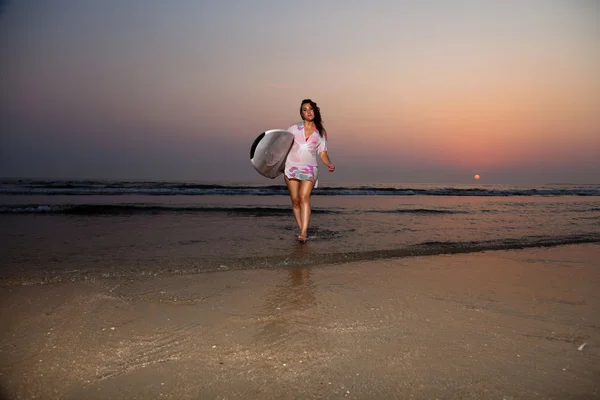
left=2, top=234, right=600, bottom=287
left=1, top=243, right=599, bottom=399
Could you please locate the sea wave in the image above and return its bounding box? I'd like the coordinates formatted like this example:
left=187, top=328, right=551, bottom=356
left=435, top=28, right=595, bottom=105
left=365, top=208, right=464, bottom=215
left=0, top=204, right=474, bottom=215
left=1, top=180, right=599, bottom=196
left=0, top=204, right=338, bottom=216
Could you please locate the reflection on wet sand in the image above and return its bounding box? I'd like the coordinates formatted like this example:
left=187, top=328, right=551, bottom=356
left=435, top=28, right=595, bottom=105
left=252, top=244, right=317, bottom=344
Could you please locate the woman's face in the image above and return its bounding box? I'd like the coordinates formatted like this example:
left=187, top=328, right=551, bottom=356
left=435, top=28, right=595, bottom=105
left=301, top=103, right=315, bottom=121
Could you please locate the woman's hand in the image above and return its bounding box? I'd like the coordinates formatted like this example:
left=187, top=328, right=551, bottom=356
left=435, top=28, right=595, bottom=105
left=319, top=151, right=335, bottom=172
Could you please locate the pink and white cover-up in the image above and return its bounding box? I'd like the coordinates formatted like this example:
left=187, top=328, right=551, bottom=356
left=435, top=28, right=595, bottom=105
left=284, top=122, right=328, bottom=188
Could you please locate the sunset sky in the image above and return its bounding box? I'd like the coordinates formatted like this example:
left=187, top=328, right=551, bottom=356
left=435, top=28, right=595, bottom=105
left=1, top=0, right=599, bottom=184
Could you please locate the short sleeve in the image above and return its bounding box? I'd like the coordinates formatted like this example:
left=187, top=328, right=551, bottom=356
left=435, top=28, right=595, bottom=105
left=317, top=136, right=327, bottom=154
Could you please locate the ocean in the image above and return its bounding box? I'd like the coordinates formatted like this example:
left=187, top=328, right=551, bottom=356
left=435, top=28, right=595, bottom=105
left=1, top=179, right=599, bottom=285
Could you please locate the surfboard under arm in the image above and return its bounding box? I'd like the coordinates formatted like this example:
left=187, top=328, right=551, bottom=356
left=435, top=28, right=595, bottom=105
left=250, top=129, right=294, bottom=179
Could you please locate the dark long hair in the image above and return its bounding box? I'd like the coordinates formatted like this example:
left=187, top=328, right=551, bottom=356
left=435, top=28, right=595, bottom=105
left=300, top=99, right=326, bottom=138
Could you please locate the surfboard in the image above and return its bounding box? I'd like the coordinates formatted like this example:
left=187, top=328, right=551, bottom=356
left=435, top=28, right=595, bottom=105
left=250, top=129, right=294, bottom=179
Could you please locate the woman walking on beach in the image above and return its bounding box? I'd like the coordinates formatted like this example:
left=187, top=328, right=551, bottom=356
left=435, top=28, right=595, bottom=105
left=284, top=99, right=335, bottom=243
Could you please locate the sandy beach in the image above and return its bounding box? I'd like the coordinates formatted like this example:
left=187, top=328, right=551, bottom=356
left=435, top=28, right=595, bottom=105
left=1, top=243, right=599, bottom=399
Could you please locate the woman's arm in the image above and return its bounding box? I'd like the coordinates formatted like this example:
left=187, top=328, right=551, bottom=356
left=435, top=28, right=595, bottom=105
left=319, top=151, right=335, bottom=172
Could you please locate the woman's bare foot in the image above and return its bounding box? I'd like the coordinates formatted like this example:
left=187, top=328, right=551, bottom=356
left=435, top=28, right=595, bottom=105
left=297, top=233, right=307, bottom=243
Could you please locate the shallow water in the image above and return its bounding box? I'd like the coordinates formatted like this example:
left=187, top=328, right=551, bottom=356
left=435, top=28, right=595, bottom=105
left=1, top=180, right=599, bottom=284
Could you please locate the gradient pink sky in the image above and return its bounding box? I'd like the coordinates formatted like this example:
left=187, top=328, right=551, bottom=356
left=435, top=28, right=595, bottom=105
left=1, top=0, right=599, bottom=184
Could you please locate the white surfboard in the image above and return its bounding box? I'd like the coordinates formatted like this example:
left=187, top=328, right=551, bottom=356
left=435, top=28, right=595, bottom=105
left=250, top=129, right=294, bottom=179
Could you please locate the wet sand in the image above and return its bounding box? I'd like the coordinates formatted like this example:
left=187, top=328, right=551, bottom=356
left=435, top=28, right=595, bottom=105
left=1, top=244, right=599, bottom=399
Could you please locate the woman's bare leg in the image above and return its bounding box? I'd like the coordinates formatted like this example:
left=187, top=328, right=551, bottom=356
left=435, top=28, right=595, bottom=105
left=298, top=180, right=315, bottom=239
left=284, top=176, right=302, bottom=232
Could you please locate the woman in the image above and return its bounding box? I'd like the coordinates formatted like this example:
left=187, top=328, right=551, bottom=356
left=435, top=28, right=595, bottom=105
left=284, top=99, right=335, bottom=242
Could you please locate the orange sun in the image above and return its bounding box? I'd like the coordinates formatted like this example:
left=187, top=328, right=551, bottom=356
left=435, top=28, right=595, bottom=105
left=474, top=174, right=480, bottom=180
